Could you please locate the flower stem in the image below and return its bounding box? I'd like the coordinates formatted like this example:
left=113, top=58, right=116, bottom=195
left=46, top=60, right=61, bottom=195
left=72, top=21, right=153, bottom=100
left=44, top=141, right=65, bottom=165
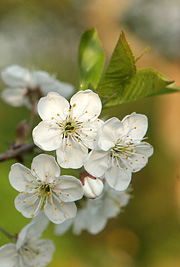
left=0, top=226, right=14, bottom=240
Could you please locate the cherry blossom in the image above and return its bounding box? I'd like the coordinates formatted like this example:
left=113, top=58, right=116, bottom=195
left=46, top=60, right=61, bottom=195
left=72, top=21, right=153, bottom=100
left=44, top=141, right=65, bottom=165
left=9, top=154, right=83, bottom=224
left=84, top=113, right=154, bottom=191
left=33, top=90, right=102, bottom=168
left=1, top=65, right=74, bottom=108
left=0, top=213, right=55, bottom=267
left=55, top=184, right=131, bottom=235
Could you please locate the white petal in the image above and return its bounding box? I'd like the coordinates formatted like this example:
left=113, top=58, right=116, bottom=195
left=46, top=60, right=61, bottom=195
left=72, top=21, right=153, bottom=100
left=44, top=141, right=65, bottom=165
left=1, top=65, right=31, bottom=87
left=54, top=219, right=73, bottom=236
left=1, top=88, right=28, bottom=107
left=56, top=138, right=88, bottom=169
left=122, top=113, right=148, bottom=140
left=105, top=165, right=132, bottom=191
left=33, top=120, right=62, bottom=151
left=16, top=213, right=50, bottom=250
left=70, top=90, right=102, bottom=122
left=81, top=119, right=104, bottom=149
left=0, top=244, right=18, bottom=267
left=84, top=149, right=110, bottom=177
left=20, top=239, right=55, bottom=267
left=54, top=175, right=83, bottom=202
left=83, top=177, right=104, bottom=199
left=44, top=195, right=77, bottom=224
left=31, top=154, right=60, bottom=183
left=15, top=193, right=41, bottom=218
left=42, top=80, right=74, bottom=99
left=9, top=163, right=35, bottom=192
left=37, top=92, right=69, bottom=121
left=31, top=70, right=54, bottom=88
left=98, top=117, right=124, bottom=151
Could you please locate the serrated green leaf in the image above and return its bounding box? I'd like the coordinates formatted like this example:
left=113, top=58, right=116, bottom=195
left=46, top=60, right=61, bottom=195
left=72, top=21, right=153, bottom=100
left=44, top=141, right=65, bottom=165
left=78, top=28, right=105, bottom=91
left=103, top=68, right=173, bottom=108
left=96, top=31, right=136, bottom=97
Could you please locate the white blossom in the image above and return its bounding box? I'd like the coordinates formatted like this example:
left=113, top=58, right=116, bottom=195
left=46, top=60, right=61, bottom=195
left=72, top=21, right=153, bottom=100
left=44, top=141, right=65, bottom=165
left=84, top=113, right=154, bottom=191
left=0, top=213, right=55, bottom=267
left=9, top=154, right=83, bottom=224
left=33, top=90, right=102, bottom=169
left=55, top=184, right=131, bottom=235
left=80, top=170, right=104, bottom=199
left=1, top=65, right=74, bottom=108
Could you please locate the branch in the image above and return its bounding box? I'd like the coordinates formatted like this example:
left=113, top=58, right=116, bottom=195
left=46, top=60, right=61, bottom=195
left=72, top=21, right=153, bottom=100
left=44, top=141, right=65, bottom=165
left=0, top=143, right=36, bottom=162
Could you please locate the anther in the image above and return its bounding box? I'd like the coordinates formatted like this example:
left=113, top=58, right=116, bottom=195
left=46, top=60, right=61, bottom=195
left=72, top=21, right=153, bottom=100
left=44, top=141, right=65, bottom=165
left=23, top=201, right=26, bottom=203
left=50, top=202, right=52, bottom=205
left=26, top=185, right=29, bottom=187
left=31, top=214, right=34, bottom=217
left=88, top=119, right=91, bottom=121
left=27, top=172, right=30, bottom=174
left=26, top=192, right=29, bottom=195
left=57, top=113, right=60, bottom=116
left=31, top=203, right=34, bottom=206
left=33, top=169, right=35, bottom=171
left=67, top=194, right=69, bottom=196
left=90, top=129, right=92, bottom=131
left=73, top=104, right=76, bottom=107
left=51, top=117, right=54, bottom=120
left=117, top=165, right=119, bottom=167
left=54, top=207, right=57, bottom=210
left=31, top=180, right=33, bottom=183
left=94, top=139, right=96, bottom=141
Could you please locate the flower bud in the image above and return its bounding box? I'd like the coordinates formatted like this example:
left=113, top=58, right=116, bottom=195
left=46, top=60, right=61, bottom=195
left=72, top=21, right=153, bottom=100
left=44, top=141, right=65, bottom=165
left=80, top=170, right=104, bottom=199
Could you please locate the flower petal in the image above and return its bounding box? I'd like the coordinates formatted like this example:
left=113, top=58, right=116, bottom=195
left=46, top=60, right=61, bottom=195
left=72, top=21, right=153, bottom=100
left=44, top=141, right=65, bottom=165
left=9, top=164, right=35, bottom=192
left=70, top=90, right=102, bottom=122
left=1, top=88, right=28, bottom=107
left=84, top=149, right=110, bottom=177
left=56, top=138, right=88, bottom=169
left=0, top=244, right=18, bottom=267
left=16, top=213, right=50, bottom=250
left=24, top=239, right=55, bottom=267
left=37, top=92, right=69, bottom=121
left=54, top=219, right=73, bottom=236
left=105, top=165, right=132, bottom=191
left=1, top=65, right=31, bottom=87
left=98, top=117, right=124, bottom=151
left=44, top=195, right=77, bottom=224
left=42, top=80, right=74, bottom=99
left=31, top=154, right=60, bottom=183
left=15, top=193, right=41, bottom=218
left=122, top=112, right=148, bottom=140
left=54, top=175, right=83, bottom=202
left=33, top=120, right=62, bottom=151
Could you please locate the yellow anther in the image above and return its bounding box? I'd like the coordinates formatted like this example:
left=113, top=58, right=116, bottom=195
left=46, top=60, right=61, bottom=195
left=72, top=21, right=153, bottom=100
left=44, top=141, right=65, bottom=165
left=26, top=192, right=29, bottom=195
left=31, top=214, right=34, bottom=217
left=23, top=201, right=26, bottom=203
left=94, top=139, right=96, bottom=141
left=51, top=117, right=54, bottom=120
left=131, top=162, right=133, bottom=165
left=85, top=111, right=88, bottom=113
left=27, top=172, right=30, bottom=174
left=45, top=175, right=48, bottom=178
left=134, top=127, right=137, bottom=129
left=31, top=180, right=33, bottom=183
left=58, top=178, right=61, bottom=181
left=126, top=156, right=128, bottom=159
left=50, top=125, right=52, bottom=127
left=143, top=156, right=145, bottom=159
left=54, top=207, right=57, bottom=210
left=26, top=185, right=29, bottom=187
left=69, top=109, right=71, bottom=112
left=80, top=130, right=82, bottom=132
left=73, top=104, right=76, bottom=107
left=136, top=159, right=138, bottom=162
left=145, top=143, right=147, bottom=145
left=117, top=165, right=119, bottom=167
left=47, top=192, right=51, bottom=195
left=67, top=194, right=69, bottom=196
left=88, top=119, right=91, bottom=121
left=134, top=145, right=136, bottom=147
left=33, top=169, right=35, bottom=171
left=133, top=169, right=135, bottom=171
left=131, top=154, right=134, bottom=157
left=59, top=192, right=62, bottom=194
left=42, top=207, right=44, bottom=210
left=57, top=113, right=60, bottom=116
left=95, top=114, right=97, bottom=116
left=69, top=117, right=72, bottom=120
left=127, top=135, right=129, bottom=138
left=126, top=168, right=128, bottom=170
left=38, top=190, right=41, bottom=193
left=98, top=119, right=100, bottom=122
left=78, top=140, right=80, bottom=142
left=66, top=143, right=68, bottom=146
left=90, top=129, right=92, bottom=131
left=40, top=182, right=43, bottom=185
left=74, top=117, right=76, bottom=119
left=21, top=191, right=23, bottom=194
left=81, top=126, right=83, bottom=128
left=69, top=144, right=72, bottom=146
left=86, top=135, right=88, bottom=137
left=31, top=203, right=34, bottom=206
left=40, top=204, right=43, bottom=207
left=50, top=202, right=53, bottom=205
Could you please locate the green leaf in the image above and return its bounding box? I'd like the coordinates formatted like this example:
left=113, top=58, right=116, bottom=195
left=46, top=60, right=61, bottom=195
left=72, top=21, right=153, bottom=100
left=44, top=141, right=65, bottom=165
left=103, top=68, right=173, bottom=108
left=78, top=28, right=105, bottom=91
left=96, top=31, right=136, bottom=97
left=147, top=83, right=180, bottom=97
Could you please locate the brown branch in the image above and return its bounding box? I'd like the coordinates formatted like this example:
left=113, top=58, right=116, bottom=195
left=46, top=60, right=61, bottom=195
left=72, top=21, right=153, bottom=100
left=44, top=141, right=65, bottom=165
left=0, top=143, right=36, bottom=162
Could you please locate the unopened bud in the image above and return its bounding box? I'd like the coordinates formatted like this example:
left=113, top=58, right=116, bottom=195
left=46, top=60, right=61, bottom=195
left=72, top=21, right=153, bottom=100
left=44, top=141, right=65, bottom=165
left=80, top=170, right=104, bottom=199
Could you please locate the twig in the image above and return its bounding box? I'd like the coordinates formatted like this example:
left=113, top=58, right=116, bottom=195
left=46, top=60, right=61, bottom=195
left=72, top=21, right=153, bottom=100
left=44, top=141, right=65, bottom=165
left=0, top=143, right=36, bottom=162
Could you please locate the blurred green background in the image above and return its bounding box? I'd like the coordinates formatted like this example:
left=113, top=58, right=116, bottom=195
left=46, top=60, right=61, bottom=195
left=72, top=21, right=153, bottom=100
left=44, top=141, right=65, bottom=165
left=1, top=1, right=180, bottom=266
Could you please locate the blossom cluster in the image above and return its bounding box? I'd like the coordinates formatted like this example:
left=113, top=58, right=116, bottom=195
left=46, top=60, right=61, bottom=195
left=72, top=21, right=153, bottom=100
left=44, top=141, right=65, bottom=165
left=0, top=65, right=154, bottom=266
